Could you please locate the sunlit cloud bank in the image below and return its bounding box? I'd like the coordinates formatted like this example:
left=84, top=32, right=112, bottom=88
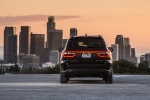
left=0, top=14, right=81, bottom=26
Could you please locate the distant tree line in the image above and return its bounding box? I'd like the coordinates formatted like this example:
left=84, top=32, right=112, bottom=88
left=0, top=64, right=20, bottom=74
left=21, top=65, right=60, bottom=74
left=1, top=60, right=150, bottom=74
left=0, top=64, right=60, bottom=74
left=113, top=59, right=150, bottom=74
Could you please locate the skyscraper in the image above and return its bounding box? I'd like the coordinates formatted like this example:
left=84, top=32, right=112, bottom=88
left=4, top=27, right=17, bottom=63
left=131, top=48, right=136, bottom=57
left=70, top=28, right=77, bottom=37
left=7, top=35, right=17, bottom=63
left=44, top=48, right=50, bottom=62
left=30, top=33, right=45, bottom=66
left=47, top=16, right=55, bottom=48
left=111, top=44, right=119, bottom=61
left=130, top=48, right=137, bottom=65
left=19, top=26, right=31, bottom=54
left=47, top=16, right=55, bottom=30
left=124, top=37, right=131, bottom=60
left=115, top=35, right=125, bottom=60
left=48, top=29, right=63, bottom=51
left=140, top=55, right=145, bottom=63
left=145, top=53, right=150, bottom=62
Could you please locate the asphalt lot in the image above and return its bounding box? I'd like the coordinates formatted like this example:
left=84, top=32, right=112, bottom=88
left=0, top=74, right=150, bottom=100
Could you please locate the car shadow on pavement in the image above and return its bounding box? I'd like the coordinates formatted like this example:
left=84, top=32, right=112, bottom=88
left=68, top=78, right=105, bottom=84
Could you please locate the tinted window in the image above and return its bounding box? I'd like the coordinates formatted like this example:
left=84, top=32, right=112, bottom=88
left=66, top=37, right=107, bottom=50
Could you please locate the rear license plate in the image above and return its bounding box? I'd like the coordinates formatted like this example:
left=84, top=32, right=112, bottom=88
left=82, top=53, right=91, bottom=58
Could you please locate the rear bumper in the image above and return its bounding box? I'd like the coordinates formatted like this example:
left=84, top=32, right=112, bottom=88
left=62, top=69, right=112, bottom=77
left=61, top=61, right=112, bottom=77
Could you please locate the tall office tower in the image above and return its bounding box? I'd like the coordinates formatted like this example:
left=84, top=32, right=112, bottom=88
left=19, top=26, right=31, bottom=54
left=4, top=27, right=17, bottom=63
left=128, top=48, right=137, bottom=65
left=47, top=16, right=55, bottom=30
left=111, top=44, right=119, bottom=61
left=48, top=29, right=63, bottom=51
left=115, top=35, right=125, bottom=60
left=7, top=35, right=17, bottom=63
left=30, top=33, right=45, bottom=66
left=47, top=16, right=55, bottom=47
left=140, top=55, right=145, bottom=63
left=44, top=48, right=50, bottom=62
left=144, top=53, right=150, bottom=62
left=124, top=37, right=131, bottom=60
left=70, top=28, right=77, bottom=37
left=131, top=48, right=136, bottom=57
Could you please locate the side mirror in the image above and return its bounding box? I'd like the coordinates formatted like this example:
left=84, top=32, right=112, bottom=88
left=59, top=47, right=64, bottom=53
left=108, top=47, right=113, bottom=52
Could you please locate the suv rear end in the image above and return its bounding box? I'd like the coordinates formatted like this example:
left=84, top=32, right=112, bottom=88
left=60, top=35, right=113, bottom=84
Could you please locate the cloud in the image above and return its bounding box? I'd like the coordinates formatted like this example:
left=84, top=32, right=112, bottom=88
left=0, top=15, right=80, bottom=26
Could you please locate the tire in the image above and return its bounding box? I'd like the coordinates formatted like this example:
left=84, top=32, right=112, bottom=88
left=105, top=72, right=113, bottom=84
left=60, top=73, right=68, bottom=83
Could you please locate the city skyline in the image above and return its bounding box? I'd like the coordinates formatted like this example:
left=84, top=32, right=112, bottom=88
left=0, top=0, right=150, bottom=57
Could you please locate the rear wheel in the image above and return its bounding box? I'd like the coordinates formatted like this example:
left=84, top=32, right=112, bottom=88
left=60, top=73, right=68, bottom=83
left=105, top=73, right=113, bottom=84
left=105, top=68, right=113, bottom=84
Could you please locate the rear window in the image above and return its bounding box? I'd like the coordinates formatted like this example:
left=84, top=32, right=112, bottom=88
left=66, top=37, right=107, bottom=50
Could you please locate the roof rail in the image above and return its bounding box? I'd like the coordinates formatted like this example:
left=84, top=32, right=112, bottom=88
left=89, top=35, right=102, bottom=37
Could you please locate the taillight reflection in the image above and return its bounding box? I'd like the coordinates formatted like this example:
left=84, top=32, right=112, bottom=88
left=62, top=51, right=77, bottom=58
left=96, top=50, right=110, bottom=59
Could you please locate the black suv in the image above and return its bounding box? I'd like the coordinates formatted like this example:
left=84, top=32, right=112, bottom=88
left=60, top=35, right=113, bottom=83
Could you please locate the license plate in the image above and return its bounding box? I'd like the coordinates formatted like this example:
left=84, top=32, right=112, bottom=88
left=82, top=53, right=91, bottom=58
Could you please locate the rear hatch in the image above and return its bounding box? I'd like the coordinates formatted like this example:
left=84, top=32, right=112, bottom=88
left=62, top=37, right=110, bottom=64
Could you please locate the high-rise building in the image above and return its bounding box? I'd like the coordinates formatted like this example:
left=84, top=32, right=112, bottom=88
left=129, top=48, right=137, bottom=65
left=145, top=53, right=150, bottom=62
left=48, top=29, right=63, bottom=51
left=47, top=16, right=63, bottom=51
left=4, top=27, right=17, bottom=63
left=22, top=54, right=39, bottom=70
left=50, top=50, right=59, bottom=65
left=111, top=44, right=119, bottom=61
left=115, top=35, right=125, bottom=60
left=140, top=55, right=145, bottom=63
left=44, top=48, right=50, bottom=62
left=70, top=28, right=77, bottom=37
left=47, top=16, right=55, bottom=30
left=7, top=35, right=17, bottom=63
left=131, top=48, right=136, bottom=57
left=19, top=26, right=31, bottom=54
left=47, top=16, right=55, bottom=47
left=124, top=37, right=131, bottom=60
left=30, top=33, right=45, bottom=66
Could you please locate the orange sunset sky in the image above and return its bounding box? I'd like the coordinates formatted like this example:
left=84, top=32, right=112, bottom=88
left=0, top=0, right=150, bottom=57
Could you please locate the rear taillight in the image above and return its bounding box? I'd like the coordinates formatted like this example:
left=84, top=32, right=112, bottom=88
left=62, top=51, right=77, bottom=58
left=96, top=50, right=110, bottom=59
